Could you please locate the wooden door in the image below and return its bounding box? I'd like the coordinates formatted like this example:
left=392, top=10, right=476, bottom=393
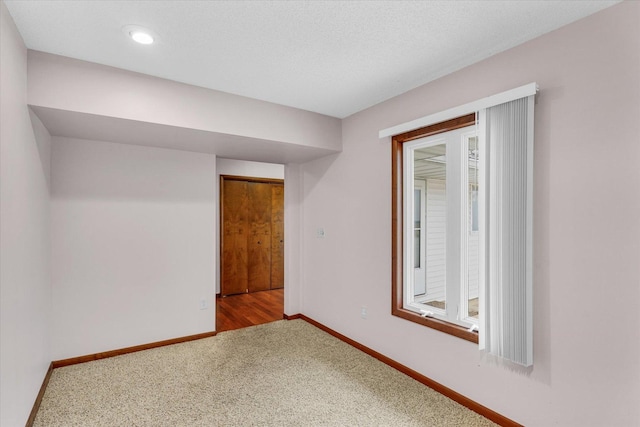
left=248, top=182, right=272, bottom=293
left=270, top=184, right=284, bottom=289
left=221, top=180, right=249, bottom=296
left=220, top=176, right=284, bottom=296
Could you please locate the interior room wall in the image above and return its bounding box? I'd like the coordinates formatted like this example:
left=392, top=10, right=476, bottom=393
left=217, top=158, right=284, bottom=180
left=51, top=137, right=216, bottom=360
left=215, top=158, right=284, bottom=294
left=283, top=163, right=303, bottom=316
left=299, top=2, right=639, bottom=426
left=0, top=2, right=52, bottom=425
left=27, top=51, right=342, bottom=153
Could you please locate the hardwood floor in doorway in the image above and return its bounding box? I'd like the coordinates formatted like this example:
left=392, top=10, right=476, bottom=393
left=216, top=288, right=284, bottom=332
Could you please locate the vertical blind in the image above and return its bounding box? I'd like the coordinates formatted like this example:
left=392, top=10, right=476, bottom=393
left=479, top=96, right=534, bottom=367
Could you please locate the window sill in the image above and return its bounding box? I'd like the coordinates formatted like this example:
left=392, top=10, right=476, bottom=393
left=392, top=306, right=479, bottom=344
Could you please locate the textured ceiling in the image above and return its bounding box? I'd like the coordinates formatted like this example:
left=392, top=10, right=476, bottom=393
left=5, top=0, right=618, bottom=118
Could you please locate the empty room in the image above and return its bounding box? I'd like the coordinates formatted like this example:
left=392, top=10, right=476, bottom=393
left=1, top=1, right=639, bottom=426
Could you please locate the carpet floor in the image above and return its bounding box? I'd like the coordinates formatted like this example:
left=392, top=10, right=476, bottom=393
left=34, top=320, right=497, bottom=426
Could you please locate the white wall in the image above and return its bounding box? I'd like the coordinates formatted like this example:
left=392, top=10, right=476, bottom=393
left=300, top=2, right=640, bottom=426
left=0, top=2, right=52, bottom=425
left=28, top=51, right=342, bottom=152
left=217, top=158, right=284, bottom=180
left=215, top=158, right=284, bottom=294
left=51, top=137, right=216, bottom=359
left=283, top=163, right=303, bottom=316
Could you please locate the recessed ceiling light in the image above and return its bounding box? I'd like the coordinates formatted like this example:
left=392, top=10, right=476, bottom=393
left=130, top=31, right=153, bottom=45
left=122, top=25, right=156, bottom=45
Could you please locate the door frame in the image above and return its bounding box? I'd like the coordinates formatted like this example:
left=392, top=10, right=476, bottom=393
left=219, top=174, right=285, bottom=296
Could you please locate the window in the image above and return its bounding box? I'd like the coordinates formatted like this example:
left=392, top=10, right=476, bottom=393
left=392, top=114, right=480, bottom=343
left=388, top=84, right=535, bottom=366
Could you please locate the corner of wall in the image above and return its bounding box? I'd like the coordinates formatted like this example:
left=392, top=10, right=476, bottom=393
left=28, top=108, right=52, bottom=190
left=1, top=2, right=52, bottom=425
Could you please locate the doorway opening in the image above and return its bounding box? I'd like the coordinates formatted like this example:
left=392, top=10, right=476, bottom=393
left=218, top=174, right=285, bottom=332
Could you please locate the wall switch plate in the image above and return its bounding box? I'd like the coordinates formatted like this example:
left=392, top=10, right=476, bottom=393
left=361, top=306, right=367, bottom=319
left=199, top=299, right=208, bottom=310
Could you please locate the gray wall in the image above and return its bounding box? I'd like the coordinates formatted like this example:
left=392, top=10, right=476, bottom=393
left=299, top=2, right=640, bottom=426
left=0, top=2, right=52, bottom=425
left=51, top=137, right=216, bottom=359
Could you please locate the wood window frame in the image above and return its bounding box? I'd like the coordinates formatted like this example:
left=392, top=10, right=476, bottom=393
left=391, top=113, right=479, bottom=344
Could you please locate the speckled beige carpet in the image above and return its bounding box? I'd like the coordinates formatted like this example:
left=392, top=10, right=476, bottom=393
left=34, top=320, right=496, bottom=426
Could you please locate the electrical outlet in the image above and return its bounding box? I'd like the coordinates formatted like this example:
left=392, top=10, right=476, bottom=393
left=199, top=299, right=208, bottom=310
left=316, top=227, right=326, bottom=238
left=360, top=306, right=367, bottom=319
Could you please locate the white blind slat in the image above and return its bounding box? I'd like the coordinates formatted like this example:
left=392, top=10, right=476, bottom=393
left=479, top=95, right=534, bottom=367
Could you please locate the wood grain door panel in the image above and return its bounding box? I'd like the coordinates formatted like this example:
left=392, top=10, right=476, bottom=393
left=248, top=182, right=272, bottom=293
left=221, top=180, right=249, bottom=296
left=221, top=176, right=284, bottom=296
left=270, top=184, right=284, bottom=289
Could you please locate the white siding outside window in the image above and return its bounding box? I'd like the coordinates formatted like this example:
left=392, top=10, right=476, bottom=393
left=424, top=178, right=446, bottom=303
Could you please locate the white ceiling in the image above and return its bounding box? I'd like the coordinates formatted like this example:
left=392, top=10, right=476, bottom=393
left=6, top=0, right=617, bottom=119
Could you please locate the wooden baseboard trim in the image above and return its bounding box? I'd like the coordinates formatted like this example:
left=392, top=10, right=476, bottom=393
left=52, top=331, right=217, bottom=368
left=283, top=313, right=302, bottom=320
left=25, top=362, right=53, bottom=427
left=298, top=314, right=522, bottom=427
